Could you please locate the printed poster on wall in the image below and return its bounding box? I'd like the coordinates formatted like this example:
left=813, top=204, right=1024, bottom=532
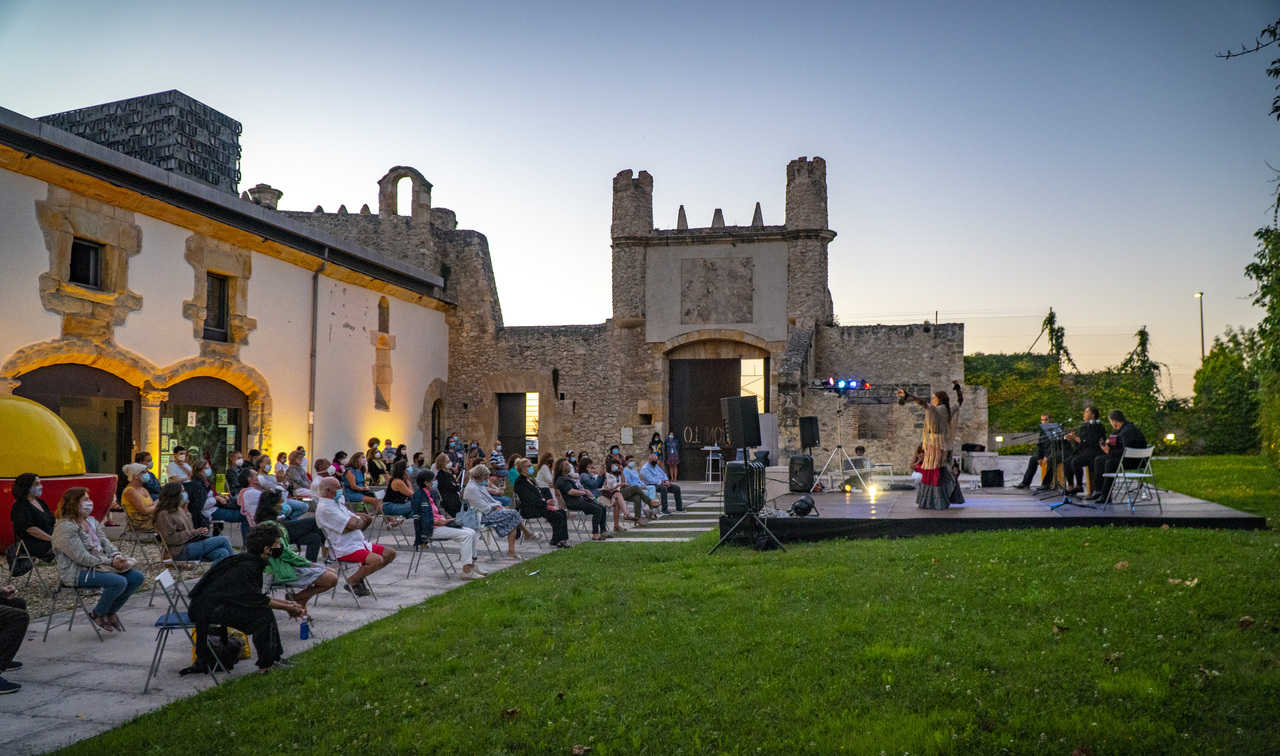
left=162, top=417, right=173, bottom=434
left=225, top=426, right=235, bottom=445
left=218, top=408, right=228, bottom=424
left=187, top=411, right=197, bottom=428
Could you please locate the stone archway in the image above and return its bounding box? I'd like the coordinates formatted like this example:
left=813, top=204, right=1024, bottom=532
left=377, top=166, right=433, bottom=223
left=417, top=378, right=447, bottom=460
left=154, top=357, right=272, bottom=453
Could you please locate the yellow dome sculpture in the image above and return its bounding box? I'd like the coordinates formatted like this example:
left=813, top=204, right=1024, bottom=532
left=0, top=394, right=86, bottom=478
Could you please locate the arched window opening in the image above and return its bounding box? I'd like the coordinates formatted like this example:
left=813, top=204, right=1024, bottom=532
left=378, top=296, right=390, bottom=333
left=396, top=176, right=413, bottom=217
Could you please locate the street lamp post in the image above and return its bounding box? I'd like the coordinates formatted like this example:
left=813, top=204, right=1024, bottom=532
left=1195, top=292, right=1204, bottom=360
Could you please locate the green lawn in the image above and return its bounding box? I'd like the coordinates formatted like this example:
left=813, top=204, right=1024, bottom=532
left=56, top=459, right=1280, bottom=756
left=1154, top=455, right=1280, bottom=524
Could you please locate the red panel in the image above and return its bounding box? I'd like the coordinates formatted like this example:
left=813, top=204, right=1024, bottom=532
left=0, top=473, right=118, bottom=550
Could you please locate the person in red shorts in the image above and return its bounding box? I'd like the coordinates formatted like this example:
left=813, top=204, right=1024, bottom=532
left=314, top=477, right=396, bottom=597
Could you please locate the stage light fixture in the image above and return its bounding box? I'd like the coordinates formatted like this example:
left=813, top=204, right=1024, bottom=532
left=1165, top=433, right=1176, bottom=442
left=995, top=435, right=1004, bottom=443
left=788, top=495, right=817, bottom=517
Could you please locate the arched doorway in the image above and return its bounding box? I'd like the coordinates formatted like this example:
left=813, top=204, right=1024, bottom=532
left=430, top=399, right=444, bottom=459
left=666, top=338, right=772, bottom=480
left=160, top=377, right=248, bottom=478
left=13, top=364, right=141, bottom=478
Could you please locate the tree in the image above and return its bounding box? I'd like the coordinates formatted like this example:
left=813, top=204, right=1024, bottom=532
left=1190, top=329, right=1260, bottom=454
left=1028, top=308, right=1078, bottom=371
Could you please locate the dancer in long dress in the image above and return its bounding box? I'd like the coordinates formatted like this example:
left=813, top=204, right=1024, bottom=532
left=896, top=381, right=965, bottom=509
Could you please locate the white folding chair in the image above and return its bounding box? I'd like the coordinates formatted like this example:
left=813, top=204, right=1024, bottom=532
left=321, top=533, right=376, bottom=607
left=1102, top=446, right=1162, bottom=512
left=144, top=569, right=226, bottom=692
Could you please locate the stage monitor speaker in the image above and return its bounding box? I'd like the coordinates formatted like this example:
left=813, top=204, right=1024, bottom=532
left=980, top=469, right=1004, bottom=488
left=799, top=416, right=820, bottom=449
left=724, top=460, right=766, bottom=516
left=788, top=455, right=814, bottom=493
left=721, top=395, right=762, bottom=448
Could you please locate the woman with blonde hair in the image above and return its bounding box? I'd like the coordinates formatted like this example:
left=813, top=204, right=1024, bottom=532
left=51, top=487, right=144, bottom=632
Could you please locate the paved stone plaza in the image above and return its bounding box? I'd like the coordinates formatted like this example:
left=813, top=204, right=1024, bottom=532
left=0, top=484, right=722, bottom=755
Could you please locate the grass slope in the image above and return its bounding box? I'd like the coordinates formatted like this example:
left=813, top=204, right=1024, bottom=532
left=55, top=459, right=1280, bottom=756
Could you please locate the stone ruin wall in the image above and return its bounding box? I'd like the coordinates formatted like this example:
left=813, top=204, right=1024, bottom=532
left=787, top=322, right=988, bottom=474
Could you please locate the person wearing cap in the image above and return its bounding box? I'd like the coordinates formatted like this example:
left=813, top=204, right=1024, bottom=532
left=120, top=462, right=158, bottom=531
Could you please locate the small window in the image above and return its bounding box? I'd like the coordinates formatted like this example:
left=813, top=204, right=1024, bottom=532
left=378, top=296, right=390, bottom=333
left=68, top=238, right=102, bottom=289
left=203, top=273, right=229, bottom=342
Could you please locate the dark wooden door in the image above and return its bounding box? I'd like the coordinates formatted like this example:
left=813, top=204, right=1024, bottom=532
left=669, top=359, right=741, bottom=481
left=496, top=393, right=526, bottom=465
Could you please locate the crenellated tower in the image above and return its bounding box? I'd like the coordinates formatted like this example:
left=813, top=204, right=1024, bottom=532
left=784, top=156, right=834, bottom=329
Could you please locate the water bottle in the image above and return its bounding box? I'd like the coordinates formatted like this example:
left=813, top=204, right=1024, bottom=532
left=300, top=621, right=310, bottom=640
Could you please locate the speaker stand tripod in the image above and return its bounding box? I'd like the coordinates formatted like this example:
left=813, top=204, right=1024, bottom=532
left=708, top=508, right=786, bottom=555
left=814, top=407, right=867, bottom=492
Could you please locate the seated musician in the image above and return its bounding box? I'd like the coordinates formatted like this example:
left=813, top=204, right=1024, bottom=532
left=1013, top=413, right=1053, bottom=490
left=1085, top=410, right=1148, bottom=502
left=1063, top=406, right=1106, bottom=495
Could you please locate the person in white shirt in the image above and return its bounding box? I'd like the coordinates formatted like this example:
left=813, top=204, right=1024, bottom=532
left=640, top=453, right=683, bottom=513
left=166, top=446, right=193, bottom=484
left=463, top=464, right=539, bottom=558
left=314, top=478, right=396, bottom=597
left=309, top=458, right=332, bottom=500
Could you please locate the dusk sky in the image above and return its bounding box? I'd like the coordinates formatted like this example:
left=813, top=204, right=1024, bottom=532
left=2, top=0, right=1276, bottom=396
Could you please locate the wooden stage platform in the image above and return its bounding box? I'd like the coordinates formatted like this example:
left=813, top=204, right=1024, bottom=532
left=718, top=483, right=1267, bottom=543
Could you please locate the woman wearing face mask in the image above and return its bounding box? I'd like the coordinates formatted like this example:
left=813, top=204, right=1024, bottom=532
left=343, top=452, right=387, bottom=518
left=331, top=451, right=348, bottom=476
left=603, top=461, right=647, bottom=527
left=555, top=459, right=608, bottom=540
left=154, top=482, right=232, bottom=565
left=226, top=451, right=246, bottom=498
left=166, top=446, right=194, bottom=484
left=191, top=461, right=248, bottom=542
left=253, top=490, right=337, bottom=619
left=365, top=438, right=387, bottom=486
left=463, top=464, right=538, bottom=558
left=120, top=462, right=158, bottom=531
left=579, top=457, right=624, bottom=533
left=647, top=432, right=663, bottom=461
left=52, top=487, right=144, bottom=632
left=9, top=472, right=57, bottom=562
left=663, top=432, right=681, bottom=481
left=274, top=452, right=289, bottom=478
left=284, top=450, right=311, bottom=498
left=535, top=453, right=558, bottom=505
left=512, top=458, right=570, bottom=548
left=433, top=453, right=463, bottom=517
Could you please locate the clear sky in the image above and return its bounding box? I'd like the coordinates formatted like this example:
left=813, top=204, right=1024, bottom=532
left=2, top=0, right=1276, bottom=396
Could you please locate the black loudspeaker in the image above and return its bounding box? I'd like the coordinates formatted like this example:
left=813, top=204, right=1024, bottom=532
left=799, top=416, right=820, bottom=449
left=980, top=469, right=1004, bottom=488
left=789, top=455, right=814, bottom=493
left=721, top=395, right=762, bottom=449
left=724, top=461, right=765, bottom=516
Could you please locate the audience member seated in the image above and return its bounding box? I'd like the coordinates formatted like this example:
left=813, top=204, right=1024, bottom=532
left=603, top=460, right=648, bottom=527
left=556, top=459, right=608, bottom=540
left=535, top=453, right=558, bottom=500
left=284, top=450, right=312, bottom=500
left=166, top=446, right=194, bottom=485
left=187, top=462, right=248, bottom=541
left=381, top=460, right=414, bottom=523
left=488, top=442, right=508, bottom=473
left=120, top=462, right=158, bottom=531
left=315, top=477, right=396, bottom=597
left=135, top=451, right=162, bottom=501
left=512, top=458, right=570, bottom=548
left=243, top=457, right=306, bottom=521
left=255, top=490, right=326, bottom=562
left=579, top=458, right=623, bottom=533
left=51, top=487, right=144, bottom=633
left=331, top=450, right=348, bottom=477
left=641, top=454, right=683, bottom=514
left=433, top=453, right=463, bottom=517
left=464, top=464, right=539, bottom=558
left=273, top=452, right=289, bottom=478
left=412, top=470, right=486, bottom=578
left=0, top=583, right=27, bottom=695
left=1087, top=410, right=1149, bottom=503
left=254, top=493, right=337, bottom=617
left=343, top=452, right=386, bottom=518
left=9, top=473, right=56, bottom=562
left=485, top=468, right=513, bottom=509
left=910, top=445, right=925, bottom=486
left=310, top=458, right=332, bottom=499
left=154, top=482, right=232, bottom=565
left=624, top=456, right=660, bottom=520
left=365, top=438, right=388, bottom=487
left=183, top=523, right=304, bottom=676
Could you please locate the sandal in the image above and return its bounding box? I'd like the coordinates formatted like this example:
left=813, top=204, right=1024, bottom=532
left=591, top=534, right=604, bottom=541
left=108, top=614, right=125, bottom=632
left=89, top=611, right=114, bottom=632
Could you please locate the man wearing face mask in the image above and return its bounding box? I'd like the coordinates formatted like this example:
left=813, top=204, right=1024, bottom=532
left=184, top=523, right=304, bottom=676
left=166, top=446, right=193, bottom=484
left=488, top=442, right=506, bottom=473
left=641, top=453, right=684, bottom=514
left=663, top=432, right=682, bottom=481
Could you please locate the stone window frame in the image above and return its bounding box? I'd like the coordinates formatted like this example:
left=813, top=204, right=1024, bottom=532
left=34, top=186, right=144, bottom=337
left=181, top=234, right=257, bottom=357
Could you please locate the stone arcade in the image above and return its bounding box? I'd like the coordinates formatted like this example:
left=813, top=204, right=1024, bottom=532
left=0, top=91, right=986, bottom=490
